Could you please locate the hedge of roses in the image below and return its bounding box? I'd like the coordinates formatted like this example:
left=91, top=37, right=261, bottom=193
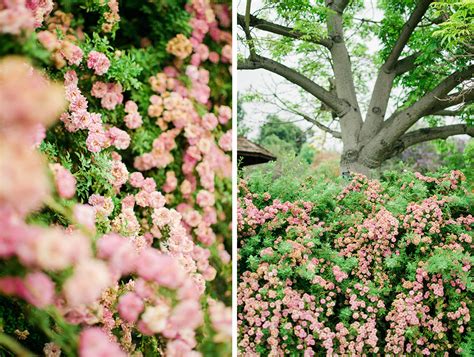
left=238, top=170, right=473, bottom=356
left=0, top=0, right=231, bottom=355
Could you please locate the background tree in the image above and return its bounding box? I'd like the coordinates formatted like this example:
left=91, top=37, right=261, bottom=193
left=238, top=0, right=474, bottom=175
left=257, top=114, right=310, bottom=153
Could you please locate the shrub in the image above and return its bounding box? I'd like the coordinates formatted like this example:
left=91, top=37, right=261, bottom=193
left=0, top=1, right=231, bottom=355
left=238, top=170, right=473, bottom=356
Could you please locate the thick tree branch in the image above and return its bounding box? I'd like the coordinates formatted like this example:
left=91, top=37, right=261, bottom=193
left=361, top=65, right=474, bottom=162
left=360, top=53, right=421, bottom=142
left=361, top=0, right=433, bottom=142
left=394, top=52, right=421, bottom=75
left=398, top=124, right=474, bottom=149
left=242, top=1, right=257, bottom=57
left=384, top=0, right=434, bottom=70
left=360, top=70, right=397, bottom=142
left=238, top=55, right=349, bottom=116
left=325, top=0, right=363, bottom=151
left=332, top=0, right=351, bottom=13
left=425, top=89, right=474, bottom=115
left=431, top=109, right=464, bottom=116
left=237, top=13, right=332, bottom=48
left=390, top=66, right=474, bottom=126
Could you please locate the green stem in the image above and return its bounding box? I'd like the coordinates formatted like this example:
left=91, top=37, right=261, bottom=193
left=0, top=333, right=34, bottom=357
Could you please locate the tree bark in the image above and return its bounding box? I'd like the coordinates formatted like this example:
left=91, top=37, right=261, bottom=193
left=340, top=158, right=372, bottom=177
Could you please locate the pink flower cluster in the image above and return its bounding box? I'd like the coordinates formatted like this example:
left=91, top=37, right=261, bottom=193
left=37, top=30, right=84, bottom=68
left=0, top=0, right=53, bottom=34
left=238, top=170, right=473, bottom=355
left=1, top=58, right=227, bottom=357
left=62, top=70, right=129, bottom=153
left=187, top=0, right=232, bottom=69
left=186, top=65, right=210, bottom=104
left=91, top=81, right=123, bottom=110
left=0, top=57, right=65, bottom=215
left=101, top=0, right=120, bottom=32
left=1, top=0, right=232, bottom=354
left=50, top=163, right=77, bottom=199
left=87, top=51, right=110, bottom=75
left=124, top=100, right=142, bottom=129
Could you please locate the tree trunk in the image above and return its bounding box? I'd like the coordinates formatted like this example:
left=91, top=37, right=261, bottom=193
left=340, top=139, right=384, bottom=178
left=340, top=157, right=372, bottom=177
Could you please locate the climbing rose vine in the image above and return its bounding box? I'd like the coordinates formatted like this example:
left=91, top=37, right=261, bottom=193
left=238, top=171, right=473, bottom=356
left=0, top=0, right=231, bottom=355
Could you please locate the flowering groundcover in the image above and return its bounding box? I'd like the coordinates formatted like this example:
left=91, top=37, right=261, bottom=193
left=0, top=0, right=231, bottom=355
left=238, top=170, right=473, bottom=355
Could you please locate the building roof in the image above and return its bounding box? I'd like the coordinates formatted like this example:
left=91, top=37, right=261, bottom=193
left=237, top=136, right=276, bottom=166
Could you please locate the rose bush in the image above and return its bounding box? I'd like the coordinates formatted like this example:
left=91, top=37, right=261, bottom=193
left=0, top=0, right=231, bottom=355
left=238, top=170, right=473, bottom=356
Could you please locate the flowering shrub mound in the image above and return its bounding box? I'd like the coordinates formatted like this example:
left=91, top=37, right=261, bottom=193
left=0, top=0, right=231, bottom=355
left=238, top=171, right=473, bottom=356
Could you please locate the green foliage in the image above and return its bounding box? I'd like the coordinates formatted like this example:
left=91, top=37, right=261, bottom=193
left=298, top=143, right=317, bottom=164
left=257, top=115, right=310, bottom=153
left=432, top=0, right=474, bottom=48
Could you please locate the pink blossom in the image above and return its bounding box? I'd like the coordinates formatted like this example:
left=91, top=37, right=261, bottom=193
left=124, top=111, right=143, bottom=129
left=129, top=172, right=145, bottom=188
left=141, top=304, right=170, bottom=333
left=22, top=272, right=55, bottom=308
left=63, top=259, right=111, bottom=307
left=109, top=160, right=129, bottom=189
left=136, top=248, right=184, bottom=288
left=86, top=131, right=108, bottom=153
left=142, top=177, right=157, bottom=193
left=107, top=127, right=131, bottom=150
left=79, top=328, right=126, bottom=357
left=91, top=81, right=108, bottom=98
left=118, top=292, right=144, bottom=323
left=169, top=300, right=203, bottom=331
left=88, top=194, right=114, bottom=217
left=218, top=130, right=232, bottom=151
left=196, top=190, right=215, bottom=208
left=208, top=51, right=219, bottom=63
left=208, top=298, right=232, bottom=341
left=0, top=272, right=54, bottom=308
left=87, top=51, right=110, bottom=75
left=166, top=339, right=196, bottom=357
left=221, top=44, right=232, bottom=63
left=163, top=171, right=178, bottom=192
left=0, top=139, right=50, bottom=216
left=217, top=105, right=231, bottom=124
left=43, top=342, right=61, bottom=357
left=73, top=204, right=96, bottom=231
left=202, top=113, right=218, bottom=131
left=60, top=42, right=83, bottom=66
left=37, top=30, right=60, bottom=51
left=0, top=56, right=65, bottom=132
left=50, top=163, right=76, bottom=199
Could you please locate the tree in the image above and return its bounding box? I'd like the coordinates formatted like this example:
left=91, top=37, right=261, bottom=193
left=238, top=0, right=474, bottom=175
left=257, top=114, right=309, bottom=152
